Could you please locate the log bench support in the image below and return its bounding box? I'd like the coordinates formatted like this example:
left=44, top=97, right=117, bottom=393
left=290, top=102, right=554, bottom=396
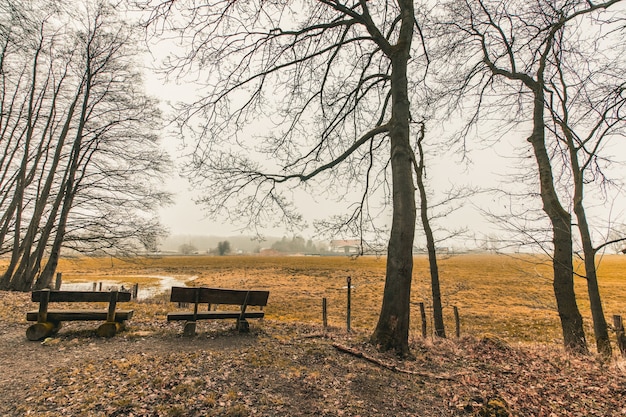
left=26, top=289, right=133, bottom=341
left=167, top=286, right=269, bottom=337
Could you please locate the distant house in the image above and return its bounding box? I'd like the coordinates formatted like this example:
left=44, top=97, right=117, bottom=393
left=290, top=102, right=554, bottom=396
left=259, top=248, right=281, bottom=256
left=329, top=239, right=361, bottom=254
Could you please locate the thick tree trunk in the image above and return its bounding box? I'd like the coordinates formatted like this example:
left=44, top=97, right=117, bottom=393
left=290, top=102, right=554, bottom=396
left=551, top=216, right=587, bottom=353
left=0, top=193, right=23, bottom=289
left=371, top=134, right=416, bottom=355
left=528, top=88, right=587, bottom=354
left=371, top=0, right=416, bottom=356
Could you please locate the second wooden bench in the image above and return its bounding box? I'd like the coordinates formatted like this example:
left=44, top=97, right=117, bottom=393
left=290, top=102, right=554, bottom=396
left=167, top=286, right=269, bottom=336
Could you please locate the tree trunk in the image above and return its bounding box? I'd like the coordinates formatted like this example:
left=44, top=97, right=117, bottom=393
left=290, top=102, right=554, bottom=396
left=528, top=87, right=587, bottom=354
left=24, top=84, right=82, bottom=290
left=551, top=216, right=587, bottom=353
left=415, top=123, right=445, bottom=338
left=568, top=139, right=611, bottom=356
left=576, top=207, right=611, bottom=356
left=38, top=177, right=75, bottom=289
left=31, top=186, right=66, bottom=289
left=371, top=0, right=416, bottom=356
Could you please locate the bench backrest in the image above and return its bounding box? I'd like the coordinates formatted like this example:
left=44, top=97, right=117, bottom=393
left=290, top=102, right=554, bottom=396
left=170, top=287, right=269, bottom=307
left=32, top=290, right=132, bottom=303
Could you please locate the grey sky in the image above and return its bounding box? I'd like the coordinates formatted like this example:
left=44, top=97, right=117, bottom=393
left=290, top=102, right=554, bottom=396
left=143, top=24, right=626, bottom=250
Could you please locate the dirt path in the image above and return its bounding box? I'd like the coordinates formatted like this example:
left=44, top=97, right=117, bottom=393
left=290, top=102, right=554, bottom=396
left=0, top=318, right=256, bottom=416
left=0, top=325, right=50, bottom=412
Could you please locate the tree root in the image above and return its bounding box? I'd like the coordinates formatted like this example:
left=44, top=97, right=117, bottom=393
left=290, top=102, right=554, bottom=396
left=332, top=343, right=455, bottom=380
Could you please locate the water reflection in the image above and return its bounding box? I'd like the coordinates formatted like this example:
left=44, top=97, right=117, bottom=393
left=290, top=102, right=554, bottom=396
left=60, top=275, right=197, bottom=300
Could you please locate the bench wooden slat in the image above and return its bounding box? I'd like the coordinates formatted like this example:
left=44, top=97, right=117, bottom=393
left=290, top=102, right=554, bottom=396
left=170, top=287, right=269, bottom=306
left=167, top=311, right=265, bottom=321
left=168, top=287, right=268, bottom=335
left=31, top=290, right=131, bottom=303
left=27, top=310, right=134, bottom=322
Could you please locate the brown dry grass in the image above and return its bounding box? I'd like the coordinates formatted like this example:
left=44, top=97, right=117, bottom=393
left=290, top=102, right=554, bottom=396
left=34, top=253, right=626, bottom=347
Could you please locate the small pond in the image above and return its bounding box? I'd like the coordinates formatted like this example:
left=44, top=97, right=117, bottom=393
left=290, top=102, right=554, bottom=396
left=60, top=275, right=197, bottom=300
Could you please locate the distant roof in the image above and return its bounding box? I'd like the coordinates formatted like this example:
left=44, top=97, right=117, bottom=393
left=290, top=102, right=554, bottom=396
left=330, top=239, right=360, bottom=247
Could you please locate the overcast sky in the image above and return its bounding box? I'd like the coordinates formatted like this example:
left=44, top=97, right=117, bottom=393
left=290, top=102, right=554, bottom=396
left=143, top=26, right=626, bottom=250
left=148, top=64, right=626, bottom=247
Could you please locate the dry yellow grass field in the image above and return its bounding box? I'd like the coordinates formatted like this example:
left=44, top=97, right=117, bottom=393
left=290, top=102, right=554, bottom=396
left=10, top=253, right=626, bottom=347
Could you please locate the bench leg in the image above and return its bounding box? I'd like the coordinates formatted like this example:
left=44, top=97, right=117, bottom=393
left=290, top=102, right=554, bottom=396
left=96, top=322, right=124, bottom=338
left=183, top=321, right=196, bottom=337
left=26, top=321, right=61, bottom=341
left=236, top=319, right=250, bottom=333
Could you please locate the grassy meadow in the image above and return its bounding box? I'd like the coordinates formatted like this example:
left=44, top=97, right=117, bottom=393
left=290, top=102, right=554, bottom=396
left=38, top=253, right=626, bottom=348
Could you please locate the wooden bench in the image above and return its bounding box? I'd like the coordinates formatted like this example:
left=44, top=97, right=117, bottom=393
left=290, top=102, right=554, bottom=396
left=26, top=289, right=134, bottom=341
left=167, top=286, right=269, bottom=336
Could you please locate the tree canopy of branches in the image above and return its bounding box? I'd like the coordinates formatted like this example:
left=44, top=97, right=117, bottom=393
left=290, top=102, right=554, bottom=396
left=143, top=0, right=429, bottom=354
left=142, top=0, right=626, bottom=354
left=0, top=0, right=172, bottom=291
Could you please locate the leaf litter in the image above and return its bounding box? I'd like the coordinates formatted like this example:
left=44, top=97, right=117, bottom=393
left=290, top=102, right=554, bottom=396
left=0, top=290, right=625, bottom=416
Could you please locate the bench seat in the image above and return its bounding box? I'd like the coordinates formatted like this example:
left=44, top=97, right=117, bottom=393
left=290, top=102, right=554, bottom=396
left=27, top=309, right=134, bottom=323
left=167, top=286, right=269, bottom=335
left=167, top=311, right=264, bottom=321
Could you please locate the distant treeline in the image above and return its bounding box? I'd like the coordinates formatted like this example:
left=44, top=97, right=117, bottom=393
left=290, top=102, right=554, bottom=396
left=269, top=236, right=320, bottom=254
left=162, top=235, right=324, bottom=254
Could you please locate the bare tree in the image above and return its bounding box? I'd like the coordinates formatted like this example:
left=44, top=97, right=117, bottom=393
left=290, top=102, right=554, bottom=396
left=412, top=123, right=445, bottom=337
left=217, top=240, right=231, bottom=256
left=0, top=0, right=171, bottom=291
left=547, top=21, right=626, bottom=356
left=142, top=0, right=429, bottom=354
left=440, top=0, right=623, bottom=353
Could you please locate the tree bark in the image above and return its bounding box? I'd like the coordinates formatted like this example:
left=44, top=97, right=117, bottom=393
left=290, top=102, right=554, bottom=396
left=371, top=0, right=416, bottom=356
left=528, top=87, right=587, bottom=354
left=576, top=207, right=611, bottom=356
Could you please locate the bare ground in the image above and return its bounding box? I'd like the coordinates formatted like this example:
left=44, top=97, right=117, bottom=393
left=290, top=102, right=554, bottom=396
left=1, top=290, right=625, bottom=417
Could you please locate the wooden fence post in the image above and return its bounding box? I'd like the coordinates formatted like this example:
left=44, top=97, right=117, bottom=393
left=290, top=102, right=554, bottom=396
left=346, top=276, right=351, bottom=333
left=322, top=298, right=328, bottom=328
left=54, top=272, right=62, bottom=290
left=131, top=283, right=139, bottom=300
left=454, top=306, right=460, bottom=338
left=419, top=302, right=427, bottom=338
left=614, top=315, right=626, bottom=356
